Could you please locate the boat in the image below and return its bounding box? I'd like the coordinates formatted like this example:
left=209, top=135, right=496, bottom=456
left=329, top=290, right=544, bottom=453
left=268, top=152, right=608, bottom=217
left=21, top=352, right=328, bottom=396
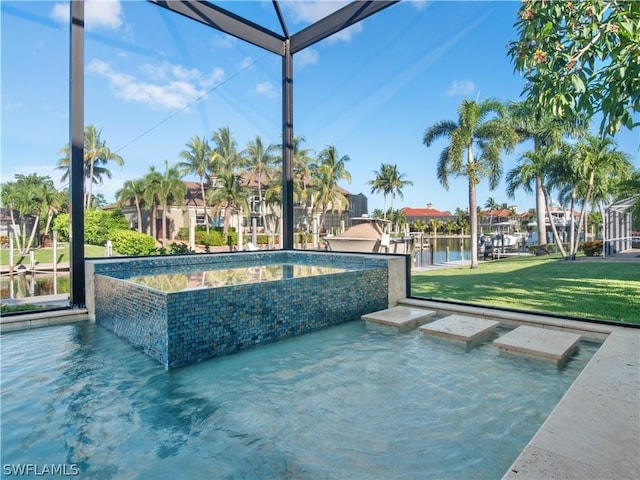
left=491, top=232, right=523, bottom=250
left=322, top=217, right=385, bottom=253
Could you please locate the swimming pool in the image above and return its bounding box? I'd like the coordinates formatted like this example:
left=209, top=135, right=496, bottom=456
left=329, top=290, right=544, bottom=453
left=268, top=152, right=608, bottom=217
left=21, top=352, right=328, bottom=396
left=1, top=320, right=598, bottom=479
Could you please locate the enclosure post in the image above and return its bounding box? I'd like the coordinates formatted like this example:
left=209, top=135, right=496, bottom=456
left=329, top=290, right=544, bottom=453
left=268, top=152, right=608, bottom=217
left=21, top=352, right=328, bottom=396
left=69, top=0, right=85, bottom=307
left=281, top=40, right=294, bottom=249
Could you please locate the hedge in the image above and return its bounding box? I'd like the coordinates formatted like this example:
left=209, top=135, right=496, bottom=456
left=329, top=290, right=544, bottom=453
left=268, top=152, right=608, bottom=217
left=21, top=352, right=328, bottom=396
left=109, top=229, right=157, bottom=256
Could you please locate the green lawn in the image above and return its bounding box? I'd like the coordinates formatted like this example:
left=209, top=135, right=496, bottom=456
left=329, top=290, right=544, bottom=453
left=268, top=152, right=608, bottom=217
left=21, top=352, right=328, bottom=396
left=411, top=255, right=640, bottom=324
left=0, top=244, right=107, bottom=266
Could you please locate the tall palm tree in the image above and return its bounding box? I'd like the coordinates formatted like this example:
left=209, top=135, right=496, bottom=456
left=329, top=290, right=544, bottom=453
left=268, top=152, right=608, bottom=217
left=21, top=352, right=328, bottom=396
left=291, top=135, right=316, bottom=213
left=484, top=196, right=499, bottom=229
left=312, top=145, right=351, bottom=231
left=557, top=136, right=633, bottom=259
left=506, top=145, right=569, bottom=257
left=56, top=125, right=124, bottom=209
left=207, top=172, right=250, bottom=239
left=368, top=164, right=393, bottom=218
left=116, top=178, right=146, bottom=233
left=368, top=163, right=413, bottom=224
left=242, top=135, right=278, bottom=229
left=508, top=102, right=587, bottom=245
left=177, top=136, right=212, bottom=233
left=142, top=167, right=163, bottom=240
left=155, top=160, right=187, bottom=246
left=211, top=126, right=241, bottom=175
left=423, top=99, right=518, bottom=268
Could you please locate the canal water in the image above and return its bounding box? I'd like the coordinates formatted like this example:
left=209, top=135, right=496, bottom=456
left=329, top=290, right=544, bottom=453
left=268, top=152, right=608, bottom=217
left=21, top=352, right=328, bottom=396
left=413, top=236, right=472, bottom=265
left=1, top=238, right=474, bottom=300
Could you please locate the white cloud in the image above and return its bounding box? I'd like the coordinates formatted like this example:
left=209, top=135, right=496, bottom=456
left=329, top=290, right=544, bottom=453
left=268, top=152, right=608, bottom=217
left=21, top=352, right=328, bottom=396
left=51, top=0, right=124, bottom=31
left=213, top=33, right=236, bottom=49
left=446, top=80, right=477, bottom=96
left=254, top=82, right=278, bottom=98
left=240, top=57, right=255, bottom=70
left=284, top=1, right=361, bottom=43
left=407, top=0, right=431, bottom=12
left=295, top=48, right=319, bottom=68
left=87, top=59, right=224, bottom=110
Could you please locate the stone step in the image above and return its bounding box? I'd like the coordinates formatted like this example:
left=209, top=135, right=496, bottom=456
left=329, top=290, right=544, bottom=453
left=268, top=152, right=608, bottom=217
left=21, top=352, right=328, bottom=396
left=419, top=314, right=500, bottom=347
left=493, top=325, right=581, bottom=366
left=362, top=306, right=436, bottom=332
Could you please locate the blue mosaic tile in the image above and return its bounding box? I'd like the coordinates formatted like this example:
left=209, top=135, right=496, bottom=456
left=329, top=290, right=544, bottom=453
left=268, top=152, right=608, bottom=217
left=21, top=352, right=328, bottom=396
left=91, top=251, right=394, bottom=368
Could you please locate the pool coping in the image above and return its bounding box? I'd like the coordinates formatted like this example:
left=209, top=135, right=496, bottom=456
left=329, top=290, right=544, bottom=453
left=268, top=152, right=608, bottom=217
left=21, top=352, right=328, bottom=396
left=399, top=299, right=640, bottom=480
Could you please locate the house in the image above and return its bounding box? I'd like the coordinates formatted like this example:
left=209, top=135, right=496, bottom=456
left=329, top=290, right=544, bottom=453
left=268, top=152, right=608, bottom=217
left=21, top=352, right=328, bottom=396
left=401, top=203, right=454, bottom=224
left=114, top=179, right=367, bottom=241
left=480, top=207, right=519, bottom=233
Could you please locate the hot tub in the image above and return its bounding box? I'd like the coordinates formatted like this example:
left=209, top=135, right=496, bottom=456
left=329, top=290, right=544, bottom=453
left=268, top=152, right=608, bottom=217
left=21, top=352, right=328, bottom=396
left=86, top=250, right=408, bottom=368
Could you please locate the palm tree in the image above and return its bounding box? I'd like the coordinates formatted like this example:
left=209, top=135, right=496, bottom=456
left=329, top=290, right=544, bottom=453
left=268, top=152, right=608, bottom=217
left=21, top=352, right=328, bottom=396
left=177, top=136, right=212, bottom=233
left=312, top=145, right=352, bottom=231
left=368, top=164, right=413, bottom=224
left=484, top=197, right=499, bottom=229
left=423, top=99, right=518, bottom=268
left=508, top=102, right=587, bottom=245
left=557, top=136, right=633, bottom=259
left=116, top=178, right=146, bottom=233
left=142, top=167, right=163, bottom=240
left=0, top=174, right=59, bottom=253
left=367, top=164, right=393, bottom=218
left=155, top=160, right=187, bottom=246
left=211, top=126, right=241, bottom=175
left=56, top=125, right=124, bottom=209
left=428, top=218, right=442, bottom=237
left=208, top=172, right=250, bottom=240
left=242, top=135, right=278, bottom=230
left=506, top=145, right=569, bottom=257
left=291, top=135, right=316, bottom=216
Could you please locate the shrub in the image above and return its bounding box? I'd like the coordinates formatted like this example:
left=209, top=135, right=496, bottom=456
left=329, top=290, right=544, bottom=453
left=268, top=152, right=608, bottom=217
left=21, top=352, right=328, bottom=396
left=109, top=229, right=157, bottom=256
left=53, top=209, right=129, bottom=245
left=156, top=242, right=196, bottom=255
left=582, top=241, right=603, bottom=257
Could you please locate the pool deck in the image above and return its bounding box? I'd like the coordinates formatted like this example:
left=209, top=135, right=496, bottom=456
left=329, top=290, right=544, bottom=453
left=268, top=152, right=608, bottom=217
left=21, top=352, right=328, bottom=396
left=400, top=298, right=640, bottom=480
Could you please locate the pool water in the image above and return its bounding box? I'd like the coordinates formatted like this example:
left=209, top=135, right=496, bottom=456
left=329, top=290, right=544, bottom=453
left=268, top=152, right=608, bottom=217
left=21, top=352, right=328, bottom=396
left=126, top=264, right=348, bottom=291
left=1, top=321, right=598, bottom=479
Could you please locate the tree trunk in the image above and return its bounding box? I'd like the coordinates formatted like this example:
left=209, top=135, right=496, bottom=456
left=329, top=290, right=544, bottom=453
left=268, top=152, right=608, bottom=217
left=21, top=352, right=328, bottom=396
left=571, top=182, right=593, bottom=259
left=43, top=209, right=54, bottom=236
left=200, top=178, right=209, bottom=234
left=135, top=197, right=142, bottom=233
left=25, top=215, right=40, bottom=252
left=8, top=209, right=23, bottom=254
left=161, top=202, right=167, bottom=246
left=468, top=146, right=478, bottom=268
left=151, top=204, right=157, bottom=240
left=569, top=192, right=577, bottom=259
left=469, top=181, right=478, bottom=268
left=543, top=189, right=568, bottom=257
left=86, top=157, right=95, bottom=209
left=535, top=175, right=547, bottom=245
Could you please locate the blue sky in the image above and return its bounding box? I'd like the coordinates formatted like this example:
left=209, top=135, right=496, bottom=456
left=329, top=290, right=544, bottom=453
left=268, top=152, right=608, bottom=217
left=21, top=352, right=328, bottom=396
left=2, top=0, right=638, bottom=215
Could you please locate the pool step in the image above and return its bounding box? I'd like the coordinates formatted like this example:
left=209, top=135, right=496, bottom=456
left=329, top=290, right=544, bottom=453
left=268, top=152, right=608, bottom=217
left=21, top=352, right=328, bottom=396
left=493, top=325, right=581, bottom=366
left=419, top=315, right=500, bottom=347
left=361, top=306, right=436, bottom=332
